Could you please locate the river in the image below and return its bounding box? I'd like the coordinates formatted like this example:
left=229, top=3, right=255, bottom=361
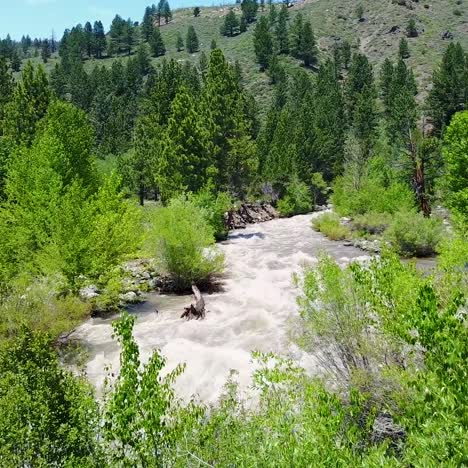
left=73, top=213, right=373, bottom=403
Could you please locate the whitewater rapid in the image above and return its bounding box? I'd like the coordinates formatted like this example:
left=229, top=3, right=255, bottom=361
left=74, top=213, right=370, bottom=403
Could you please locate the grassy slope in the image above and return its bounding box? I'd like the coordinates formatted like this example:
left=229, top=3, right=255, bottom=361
left=28, top=0, right=468, bottom=106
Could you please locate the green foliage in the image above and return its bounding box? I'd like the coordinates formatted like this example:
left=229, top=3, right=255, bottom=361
left=442, top=111, right=468, bottom=234
left=332, top=158, right=415, bottom=216
left=222, top=9, right=240, bottom=37
left=148, top=196, right=224, bottom=289
left=185, top=25, right=199, bottom=53
left=3, top=61, right=51, bottom=146
left=385, top=210, right=445, bottom=257
left=352, top=212, right=392, bottom=236
left=103, top=312, right=185, bottom=466
left=0, top=327, right=100, bottom=466
left=277, top=177, right=312, bottom=217
left=0, top=276, right=91, bottom=340
left=312, top=212, right=351, bottom=241
left=253, top=16, right=273, bottom=70
left=191, top=185, right=233, bottom=240
left=399, top=37, right=410, bottom=59
left=150, top=26, right=166, bottom=57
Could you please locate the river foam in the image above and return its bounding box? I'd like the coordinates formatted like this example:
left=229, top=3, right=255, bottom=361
left=73, top=213, right=369, bottom=403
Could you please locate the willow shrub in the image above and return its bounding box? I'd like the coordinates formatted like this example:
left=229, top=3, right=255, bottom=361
left=149, top=196, right=224, bottom=290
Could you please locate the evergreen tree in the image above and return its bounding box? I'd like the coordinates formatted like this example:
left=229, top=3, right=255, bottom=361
left=202, top=49, right=256, bottom=193
left=253, top=16, right=273, bottom=71
left=123, top=19, right=135, bottom=56
left=10, top=50, right=21, bottom=72
left=176, top=32, right=184, bottom=51
left=84, top=21, right=93, bottom=57
left=199, top=51, right=209, bottom=76
left=159, top=87, right=216, bottom=200
left=345, top=53, right=374, bottom=121
left=142, top=5, right=156, bottom=42
left=241, top=0, right=259, bottom=24
left=92, top=21, right=106, bottom=58
left=240, top=15, right=247, bottom=33
left=268, top=3, right=278, bottom=25
left=162, top=1, right=173, bottom=24
left=186, top=26, right=199, bottom=53
left=193, top=7, right=201, bottom=17
left=0, top=58, right=13, bottom=135
left=299, top=21, right=317, bottom=67
left=407, top=18, right=418, bottom=38
left=399, top=37, right=410, bottom=59
left=276, top=5, right=289, bottom=55
left=380, top=58, right=394, bottom=111
left=135, top=43, right=152, bottom=75
left=428, top=42, right=467, bottom=136
left=4, top=62, right=51, bottom=146
left=210, top=39, right=217, bottom=50
left=223, top=10, right=240, bottom=37
left=41, top=39, right=51, bottom=63
left=341, top=40, right=352, bottom=70
left=150, top=27, right=166, bottom=57
left=126, top=114, right=161, bottom=205
left=289, top=13, right=303, bottom=59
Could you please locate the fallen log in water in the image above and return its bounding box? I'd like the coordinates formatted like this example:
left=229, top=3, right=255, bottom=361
left=181, top=284, right=206, bottom=320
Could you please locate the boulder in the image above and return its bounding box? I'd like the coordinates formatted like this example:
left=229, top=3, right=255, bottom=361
left=225, top=203, right=278, bottom=230
left=79, top=285, right=100, bottom=300
left=119, top=291, right=139, bottom=304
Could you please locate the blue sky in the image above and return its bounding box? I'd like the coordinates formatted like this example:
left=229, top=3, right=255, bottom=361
left=0, top=0, right=225, bottom=40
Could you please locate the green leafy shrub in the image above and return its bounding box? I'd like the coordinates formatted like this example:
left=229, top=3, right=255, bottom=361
left=312, top=212, right=351, bottom=240
left=332, top=157, right=415, bottom=217
left=0, top=327, right=101, bottom=466
left=149, top=196, right=224, bottom=290
left=0, top=275, right=91, bottom=341
left=277, top=177, right=312, bottom=217
left=385, top=211, right=445, bottom=257
left=352, top=212, right=393, bottom=236
left=191, top=186, right=233, bottom=240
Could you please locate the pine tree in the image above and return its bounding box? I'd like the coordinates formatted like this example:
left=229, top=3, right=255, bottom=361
left=241, top=0, right=259, bottom=24
left=380, top=58, right=394, bottom=111
left=202, top=49, right=256, bottom=192
left=156, top=0, right=164, bottom=26
left=127, top=114, right=161, bottom=205
left=162, top=1, right=172, bottom=24
left=4, top=62, right=51, bottom=146
left=399, top=37, right=410, bottom=59
left=123, top=19, right=135, bottom=56
left=176, top=32, right=184, bottom=51
left=93, top=21, right=106, bottom=58
left=428, top=42, right=467, bottom=135
left=276, top=4, right=289, bottom=54
left=240, top=14, right=247, bottom=33
left=341, top=40, right=352, bottom=70
left=41, top=39, right=51, bottom=63
left=268, top=3, right=277, bottom=25
left=186, top=26, right=199, bottom=53
left=407, top=18, right=418, bottom=38
left=159, top=86, right=216, bottom=200
left=84, top=21, right=93, bottom=57
left=199, top=51, right=209, bottom=76
left=0, top=58, right=13, bottom=135
left=150, top=27, right=166, bottom=57
left=142, top=5, right=156, bottom=42
left=289, top=13, right=303, bottom=59
left=299, top=21, right=317, bottom=67
left=223, top=10, right=240, bottom=37
left=345, top=53, right=374, bottom=121
left=10, top=50, right=21, bottom=72
left=210, top=39, right=217, bottom=50
left=135, top=43, right=151, bottom=75
left=253, top=16, right=273, bottom=71
left=193, top=6, right=201, bottom=17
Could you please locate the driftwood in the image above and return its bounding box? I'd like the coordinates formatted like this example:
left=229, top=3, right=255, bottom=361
left=181, top=284, right=206, bottom=320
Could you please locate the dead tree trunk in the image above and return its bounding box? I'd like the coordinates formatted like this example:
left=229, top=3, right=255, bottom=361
left=181, top=284, right=206, bottom=320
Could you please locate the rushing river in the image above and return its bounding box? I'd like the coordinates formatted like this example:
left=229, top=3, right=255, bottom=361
left=73, top=213, right=372, bottom=403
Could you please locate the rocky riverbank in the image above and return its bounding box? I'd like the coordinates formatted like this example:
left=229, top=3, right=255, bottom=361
left=224, top=203, right=278, bottom=230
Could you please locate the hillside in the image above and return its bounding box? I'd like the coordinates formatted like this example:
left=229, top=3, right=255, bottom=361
left=30, top=0, right=468, bottom=105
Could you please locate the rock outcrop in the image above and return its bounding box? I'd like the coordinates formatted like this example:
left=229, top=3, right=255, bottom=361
left=224, top=203, right=278, bottom=230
